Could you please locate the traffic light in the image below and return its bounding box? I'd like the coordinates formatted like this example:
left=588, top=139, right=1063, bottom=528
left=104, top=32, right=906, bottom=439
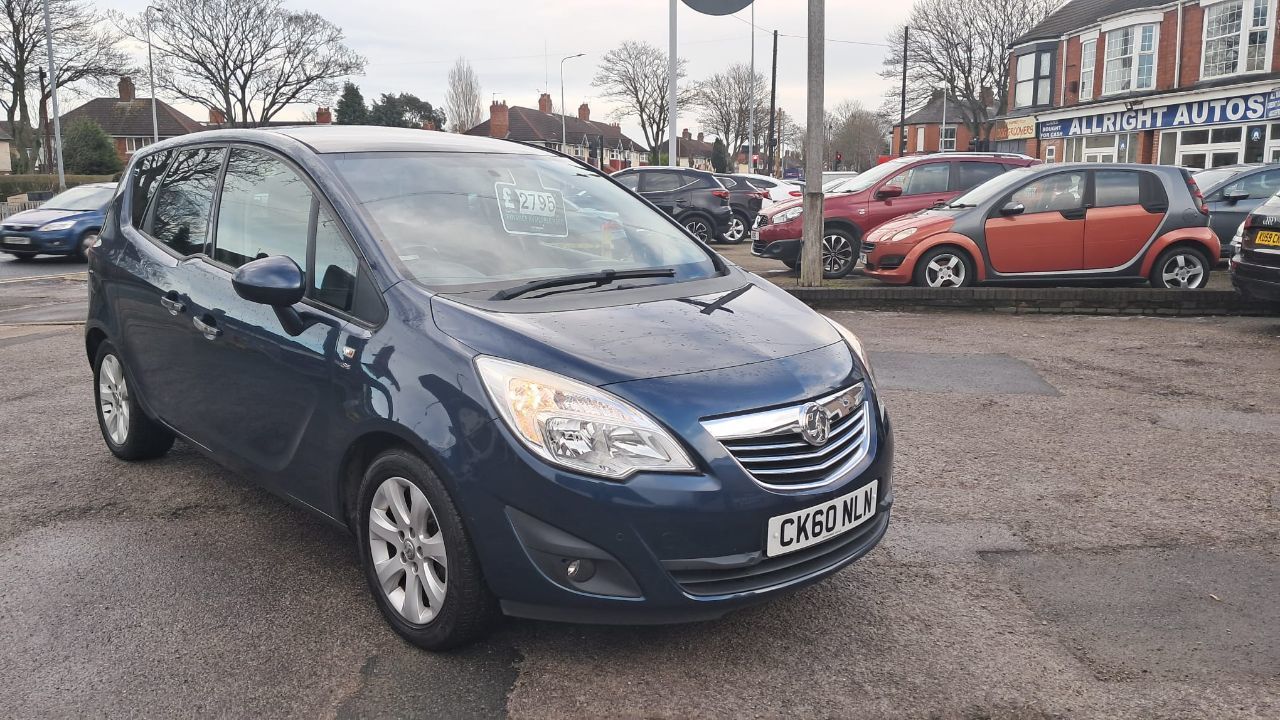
left=835, top=151, right=843, bottom=165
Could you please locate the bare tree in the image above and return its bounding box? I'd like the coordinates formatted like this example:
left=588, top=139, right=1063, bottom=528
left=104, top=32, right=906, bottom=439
left=592, top=41, right=694, bottom=161
left=0, top=0, right=132, bottom=172
left=445, top=57, right=482, bottom=133
left=119, top=0, right=365, bottom=127
left=828, top=100, right=888, bottom=171
left=879, top=0, right=1056, bottom=143
left=694, top=63, right=766, bottom=161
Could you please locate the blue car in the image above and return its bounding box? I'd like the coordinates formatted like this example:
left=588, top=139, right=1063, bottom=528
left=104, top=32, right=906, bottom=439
left=1, top=182, right=116, bottom=261
left=86, top=127, right=893, bottom=649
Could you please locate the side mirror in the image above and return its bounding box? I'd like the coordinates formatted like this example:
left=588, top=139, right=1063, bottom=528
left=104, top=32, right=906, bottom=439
left=1223, top=189, right=1250, bottom=203
left=232, top=255, right=319, bottom=337
left=876, top=184, right=904, bottom=200
left=999, top=201, right=1025, bottom=216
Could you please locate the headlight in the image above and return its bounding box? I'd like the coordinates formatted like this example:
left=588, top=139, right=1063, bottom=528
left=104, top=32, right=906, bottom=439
left=774, top=206, right=803, bottom=224
left=40, top=220, right=76, bottom=231
left=822, top=316, right=876, bottom=386
left=887, top=227, right=919, bottom=243
left=476, top=356, right=694, bottom=479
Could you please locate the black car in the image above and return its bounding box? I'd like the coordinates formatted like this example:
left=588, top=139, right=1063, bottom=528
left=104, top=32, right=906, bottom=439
left=715, top=175, right=766, bottom=244
left=1230, top=195, right=1280, bottom=303
left=612, top=167, right=732, bottom=243
left=1194, top=163, right=1280, bottom=258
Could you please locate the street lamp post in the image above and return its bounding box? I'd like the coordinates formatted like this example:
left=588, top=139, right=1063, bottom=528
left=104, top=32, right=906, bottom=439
left=560, top=53, right=585, bottom=156
left=41, top=0, right=64, bottom=189
left=146, top=5, right=161, bottom=143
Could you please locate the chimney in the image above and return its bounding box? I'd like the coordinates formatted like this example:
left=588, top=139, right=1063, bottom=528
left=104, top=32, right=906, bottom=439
left=578, top=103, right=590, bottom=121
left=980, top=86, right=994, bottom=108
left=697, top=132, right=704, bottom=142
left=315, top=107, right=332, bottom=125
left=682, top=128, right=691, bottom=140
left=538, top=93, right=553, bottom=113
left=118, top=76, right=136, bottom=102
left=489, top=100, right=509, bottom=138
left=209, top=108, right=226, bottom=125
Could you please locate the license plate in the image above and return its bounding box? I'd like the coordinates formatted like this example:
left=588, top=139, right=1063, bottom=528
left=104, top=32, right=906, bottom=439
left=4, top=236, right=30, bottom=245
left=766, top=480, right=878, bottom=557
left=1256, top=230, right=1280, bottom=247
left=750, top=230, right=759, bottom=242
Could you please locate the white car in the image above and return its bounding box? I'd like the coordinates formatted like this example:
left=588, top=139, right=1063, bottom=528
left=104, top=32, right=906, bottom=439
left=731, top=173, right=803, bottom=206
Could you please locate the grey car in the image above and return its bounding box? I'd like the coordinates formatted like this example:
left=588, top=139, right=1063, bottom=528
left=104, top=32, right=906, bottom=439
left=1194, top=164, right=1280, bottom=258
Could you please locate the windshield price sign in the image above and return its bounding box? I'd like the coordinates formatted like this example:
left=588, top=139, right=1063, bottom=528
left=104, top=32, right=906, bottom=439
left=495, top=182, right=568, bottom=237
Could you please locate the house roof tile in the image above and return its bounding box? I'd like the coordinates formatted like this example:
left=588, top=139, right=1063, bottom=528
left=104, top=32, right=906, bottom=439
left=60, top=97, right=204, bottom=138
left=1013, top=0, right=1163, bottom=45
left=466, top=106, right=647, bottom=152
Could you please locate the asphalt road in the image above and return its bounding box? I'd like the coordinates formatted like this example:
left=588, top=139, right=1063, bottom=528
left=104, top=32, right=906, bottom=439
left=0, top=252, right=88, bottom=280
left=1, top=311, right=1277, bottom=718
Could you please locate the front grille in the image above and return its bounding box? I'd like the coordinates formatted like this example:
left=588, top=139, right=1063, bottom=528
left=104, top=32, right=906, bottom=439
left=665, top=510, right=887, bottom=596
left=703, top=384, right=871, bottom=488
left=2, top=224, right=35, bottom=232
left=754, top=213, right=769, bottom=229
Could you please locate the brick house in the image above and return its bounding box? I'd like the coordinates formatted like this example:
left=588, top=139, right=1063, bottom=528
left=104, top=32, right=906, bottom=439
left=465, top=94, right=648, bottom=170
left=890, top=90, right=984, bottom=155
left=58, top=77, right=203, bottom=163
left=677, top=129, right=715, bottom=169
left=995, top=0, right=1280, bottom=167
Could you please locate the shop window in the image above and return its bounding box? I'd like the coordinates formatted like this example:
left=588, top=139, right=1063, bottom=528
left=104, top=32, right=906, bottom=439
left=1203, top=0, right=1270, bottom=78
left=1212, top=127, right=1243, bottom=144
left=1065, top=137, right=1084, bottom=162
left=1159, top=131, right=1178, bottom=165
left=1079, top=40, right=1096, bottom=101
left=1015, top=50, right=1053, bottom=108
left=1103, top=24, right=1158, bottom=94
left=1182, top=153, right=1207, bottom=169
left=1211, top=151, right=1241, bottom=167
left=1182, top=129, right=1211, bottom=145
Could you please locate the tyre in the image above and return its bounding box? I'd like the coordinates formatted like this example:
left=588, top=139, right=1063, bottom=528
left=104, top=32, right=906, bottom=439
left=8, top=252, right=35, bottom=261
left=723, top=212, right=750, bottom=244
left=822, top=228, right=858, bottom=279
left=681, top=214, right=714, bottom=243
left=94, top=341, right=175, bottom=460
left=73, top=230, right=99, bottom=262
left=1150, top=246, right=1209, bottom=289
left=914, top=246, right=975, bottom=288
left=357, top=449, right=499, bottom=650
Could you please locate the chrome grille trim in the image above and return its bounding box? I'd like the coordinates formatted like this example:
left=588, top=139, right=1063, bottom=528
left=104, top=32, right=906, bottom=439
left=702, top=384, right=872, bottom=489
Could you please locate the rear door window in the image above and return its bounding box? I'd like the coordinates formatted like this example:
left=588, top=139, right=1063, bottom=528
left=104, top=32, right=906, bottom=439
left=213, top=148, right=314, bottom=269
left=614, top=173, right=639, bottom=190
left=642, top=171, right=687, bottom=192
left=1093, top=170, right=1143, bottom=207
left=148, top=146, right=225, bottom=256
left=890, top=162, right=951, bottom=195
left=130, top=151, right=171, bottom=229
left=955, top=162, right=1005, bottom=191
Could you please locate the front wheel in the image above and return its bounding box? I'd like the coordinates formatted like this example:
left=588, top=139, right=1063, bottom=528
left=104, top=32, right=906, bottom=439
left=914, top=247, right=975, bottom=288
left=94, top=341, right=175, bottom=460
left=723, top=213, right=749, bottom=244
left=74, top=231, right=98, bottom=262
left=822, top=229, right=857, bottom=279
left=357, top=449, right=499, bottom=650
left=1150, top=246, right=1209, bottom=289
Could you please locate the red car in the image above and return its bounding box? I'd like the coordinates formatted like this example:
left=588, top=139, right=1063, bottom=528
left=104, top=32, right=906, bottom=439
left=751, top=153, right=1038, bottom=277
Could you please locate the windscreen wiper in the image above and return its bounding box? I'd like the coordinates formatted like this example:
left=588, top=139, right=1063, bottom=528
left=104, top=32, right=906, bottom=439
left=491, top=268, right=676, bottom=300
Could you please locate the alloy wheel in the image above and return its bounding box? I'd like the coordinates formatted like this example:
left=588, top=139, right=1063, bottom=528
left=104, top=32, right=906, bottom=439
left=368, top=476, right=448, bottom=625
left=924, top=253, right=966, bottom=288
left=725, top=216, right=746, bottom=242
left=822, top=233, right=854, bottom=274
left=684, top=219, right=711, bottom=241
left=1160, top=252, right=1206, bottom=288
left=98, top=354, right=130, bottom=445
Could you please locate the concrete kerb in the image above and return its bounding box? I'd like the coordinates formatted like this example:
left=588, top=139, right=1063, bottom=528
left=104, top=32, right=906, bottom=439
left=784, top=287, right=1278, bottom=316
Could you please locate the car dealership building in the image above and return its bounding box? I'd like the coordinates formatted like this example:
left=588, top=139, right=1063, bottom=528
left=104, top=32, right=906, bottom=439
left=994, top=0, right=1280, bottom=168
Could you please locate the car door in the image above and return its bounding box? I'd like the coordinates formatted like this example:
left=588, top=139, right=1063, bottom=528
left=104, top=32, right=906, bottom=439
left=985, top=170, right=1087, bottom=273
left=113, top=145, right=226, bottom=435
left=176, top=147, right=355, bottom=480
left=1083, top=169, right=1166, bottom=269
left=1207, top=168, right=1280, bottom=242
left=869, top=161, right=953, bottom=227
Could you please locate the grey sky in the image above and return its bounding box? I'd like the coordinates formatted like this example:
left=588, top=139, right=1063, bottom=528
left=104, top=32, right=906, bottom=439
left=105, top=1, right=908, bottom=142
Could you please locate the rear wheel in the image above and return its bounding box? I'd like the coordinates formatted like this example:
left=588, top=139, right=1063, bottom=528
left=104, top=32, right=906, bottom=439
left=357, top=449, right=499, bottom=650
left=723, top=212, right=750, bottom=244
left=94, top=341, right=175, bottom=460
left=914, top=247, right=975, bottom=288
left=1150, top=246, right=1209, bottom=289
left=822, top=228, right=857, bottom=279
left=681, top=215, right=714, bottom=243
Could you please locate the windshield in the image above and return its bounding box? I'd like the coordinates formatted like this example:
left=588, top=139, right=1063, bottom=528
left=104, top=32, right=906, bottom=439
left=42, top=185, right=113, bottom=211
left=946, top=166, right=1038, bottom=207
left=1192, top=167, right=1243, bottom=191
left=823, top=177, right=859, bottom=192
left=834, top=158, right=914, bottom=194
left=328, top=152, right=719, bottom=292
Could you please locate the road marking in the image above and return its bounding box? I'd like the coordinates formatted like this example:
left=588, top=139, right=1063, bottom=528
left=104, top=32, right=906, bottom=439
left=0, top=271, right=88, bottom=284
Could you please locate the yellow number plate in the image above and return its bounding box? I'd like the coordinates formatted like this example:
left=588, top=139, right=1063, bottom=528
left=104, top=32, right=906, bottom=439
left=1257, top=230, right=1280, bottom=247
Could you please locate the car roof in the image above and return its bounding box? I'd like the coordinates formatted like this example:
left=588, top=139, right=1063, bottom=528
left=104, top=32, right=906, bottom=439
left=148, top=125, right=549, bottom=156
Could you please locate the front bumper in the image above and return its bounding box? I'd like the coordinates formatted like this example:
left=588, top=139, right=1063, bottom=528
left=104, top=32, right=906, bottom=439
left=860, top=240, right=917, bottom=284
left=0, top=226, right=81, bottom=255
left=456, top=377, right=895, bottom=625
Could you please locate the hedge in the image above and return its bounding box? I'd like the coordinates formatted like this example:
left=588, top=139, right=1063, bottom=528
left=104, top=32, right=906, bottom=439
left=0, top=173, right=119, bottom=199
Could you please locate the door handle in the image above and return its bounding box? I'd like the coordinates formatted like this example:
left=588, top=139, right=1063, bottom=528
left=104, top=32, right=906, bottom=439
left=160, top=294, right=185, bottom=315
left=192, top=315, right=221, bottom=340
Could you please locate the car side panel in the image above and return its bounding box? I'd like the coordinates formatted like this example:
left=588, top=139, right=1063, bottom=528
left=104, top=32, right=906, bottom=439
left=1083, top=205, right=1164, bottom=269
left=863, top=232, right=987, bottom=285
left=985, top=212, right=1084, bottom=272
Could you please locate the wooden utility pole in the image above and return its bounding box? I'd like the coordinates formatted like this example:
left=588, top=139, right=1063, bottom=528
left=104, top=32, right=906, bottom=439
left=798, top=0, right=825, bottom=287
left=766, top=29, right=778, bottom=176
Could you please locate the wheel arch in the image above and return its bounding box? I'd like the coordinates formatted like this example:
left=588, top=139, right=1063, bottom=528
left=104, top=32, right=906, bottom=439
left=85, top=326, right=108, bottom=368
left=823, top=218, right=863, bottom=240
left=1140, top=228, right=1219, bottom=277
left=336, top=427, right=446, bottom=532
left=907, top=234, right=987, bottom=282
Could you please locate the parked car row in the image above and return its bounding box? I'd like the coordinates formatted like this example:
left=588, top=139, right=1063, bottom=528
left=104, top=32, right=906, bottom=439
left=611, top=166, right=779, bottom=245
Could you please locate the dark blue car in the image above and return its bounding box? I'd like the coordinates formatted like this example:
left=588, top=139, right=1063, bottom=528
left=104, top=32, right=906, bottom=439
left=85, top=127, right=893, bottom=649
left=1, top=182, right=115, bottom=261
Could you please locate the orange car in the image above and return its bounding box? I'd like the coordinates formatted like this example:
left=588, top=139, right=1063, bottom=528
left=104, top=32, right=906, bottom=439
left=860, top=163, right=1220, bottom=289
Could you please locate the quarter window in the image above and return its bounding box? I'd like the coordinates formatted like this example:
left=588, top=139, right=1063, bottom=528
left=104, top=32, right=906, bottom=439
left=311, top=209, right=359, bottom=312
left=213, top=149, right=313, bottom=270
left=149, top=146, right=225, bottom=256
left=1203, top=0, right=1270, bottom=78
left=1015, top=50, right=1053, bottom=108
left=1103, top=24, right=1158, bottom=94
left=1079, top=39, right=1097, bottom=100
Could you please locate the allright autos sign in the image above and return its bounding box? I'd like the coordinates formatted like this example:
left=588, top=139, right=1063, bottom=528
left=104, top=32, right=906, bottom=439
left=1039, top=90, right=1280, bottom=138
